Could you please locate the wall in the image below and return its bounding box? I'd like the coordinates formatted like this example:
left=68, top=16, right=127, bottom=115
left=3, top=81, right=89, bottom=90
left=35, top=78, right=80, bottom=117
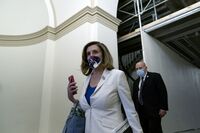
left=0, top=0, right=48, bottom=35
left=142, top=31, right=200, bottom=132
left=51, top=0, right=90, bottom=26
left=0, top=42, right=47, bottom=133
left=91, top=0, right=119, bottom=16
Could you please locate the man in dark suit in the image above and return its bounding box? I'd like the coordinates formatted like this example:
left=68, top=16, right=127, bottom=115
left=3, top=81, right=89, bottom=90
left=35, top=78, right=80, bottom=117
left=132, top=60, right=168, bottom=133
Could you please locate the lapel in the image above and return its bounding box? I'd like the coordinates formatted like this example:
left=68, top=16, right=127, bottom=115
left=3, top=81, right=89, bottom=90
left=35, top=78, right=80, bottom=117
left=93, top=69, right=110, bottom=94
left=143, top=72, right=150, bottom=87
left=82, top=69, right=110, bottom=96
left=81, top=75, right=91, bottom=99
left=81, top=69, right=110, bottom=106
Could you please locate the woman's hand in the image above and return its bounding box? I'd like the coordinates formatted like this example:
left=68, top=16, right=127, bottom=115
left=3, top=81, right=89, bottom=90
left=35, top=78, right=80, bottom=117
left=67, top=80, right=78, bottom=103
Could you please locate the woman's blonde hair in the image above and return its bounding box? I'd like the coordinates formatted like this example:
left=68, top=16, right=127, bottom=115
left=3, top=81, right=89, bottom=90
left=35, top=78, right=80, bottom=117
left=81, top=41, right=114, bottom=76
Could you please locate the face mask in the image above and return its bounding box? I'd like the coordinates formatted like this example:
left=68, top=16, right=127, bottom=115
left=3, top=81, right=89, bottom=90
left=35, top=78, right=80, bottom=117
left=88, top=56, right=101, bottom=69
left=136, top=69, right=145, bottom=78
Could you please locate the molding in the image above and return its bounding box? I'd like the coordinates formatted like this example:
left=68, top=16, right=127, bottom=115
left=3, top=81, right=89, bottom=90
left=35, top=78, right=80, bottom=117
left=0, top=6, right=121, bottom=46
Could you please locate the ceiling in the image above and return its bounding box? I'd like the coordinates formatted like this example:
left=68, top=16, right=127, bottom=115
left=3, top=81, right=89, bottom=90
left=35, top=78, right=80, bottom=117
left=117, top=0, right=200, bottom=68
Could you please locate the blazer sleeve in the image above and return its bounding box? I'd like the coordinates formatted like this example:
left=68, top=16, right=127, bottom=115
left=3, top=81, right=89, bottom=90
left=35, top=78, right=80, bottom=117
left=156, top=73, right=168, bottom=110
left=132, top=79, right=139, bottom=103
left=117, top=71, right=143, bottom=133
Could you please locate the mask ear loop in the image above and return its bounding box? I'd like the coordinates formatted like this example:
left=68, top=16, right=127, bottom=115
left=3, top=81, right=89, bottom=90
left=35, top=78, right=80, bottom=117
left=84, top=68, right=91, bottom=75
left=93, top=60, right=102, bottom=68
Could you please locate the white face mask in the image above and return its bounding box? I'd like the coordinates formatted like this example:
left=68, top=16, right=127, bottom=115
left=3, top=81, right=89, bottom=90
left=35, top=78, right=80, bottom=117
left=88, top=56, right=101, bottom=69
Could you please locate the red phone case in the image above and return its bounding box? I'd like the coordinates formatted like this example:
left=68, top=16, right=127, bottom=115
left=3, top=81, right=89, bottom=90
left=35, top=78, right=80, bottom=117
left=68, top=75, right=74, bottom=83
left=68, top=75, right=77, bottom=94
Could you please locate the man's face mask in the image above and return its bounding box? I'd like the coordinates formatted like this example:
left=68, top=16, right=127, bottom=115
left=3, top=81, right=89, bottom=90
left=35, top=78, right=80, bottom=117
left=88, top=56, right=101, bottom=69
left=136, top=68, right=145, bottom=78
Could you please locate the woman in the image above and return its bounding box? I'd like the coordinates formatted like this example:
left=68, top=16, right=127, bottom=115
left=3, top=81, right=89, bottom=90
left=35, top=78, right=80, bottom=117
left=67, top=41, right=143, bottom=133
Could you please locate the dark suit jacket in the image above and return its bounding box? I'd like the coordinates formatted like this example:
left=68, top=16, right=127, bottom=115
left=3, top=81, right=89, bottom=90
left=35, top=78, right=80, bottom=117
left=132, top=72, right=168, bottom=118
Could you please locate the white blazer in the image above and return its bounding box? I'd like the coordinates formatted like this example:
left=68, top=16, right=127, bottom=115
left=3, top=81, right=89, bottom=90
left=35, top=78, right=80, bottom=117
left=79, top=69, right=143, bottom=133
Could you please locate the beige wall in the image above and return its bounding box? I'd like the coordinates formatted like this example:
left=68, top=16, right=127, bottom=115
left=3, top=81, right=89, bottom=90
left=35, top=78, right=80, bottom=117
left=0, top=42, right=47, bottom=133
left=0, top=0, right=48, bottom=35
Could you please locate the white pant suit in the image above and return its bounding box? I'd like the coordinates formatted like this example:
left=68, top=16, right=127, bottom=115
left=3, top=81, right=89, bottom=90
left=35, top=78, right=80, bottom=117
left=79, top=69, right=143, bottom=133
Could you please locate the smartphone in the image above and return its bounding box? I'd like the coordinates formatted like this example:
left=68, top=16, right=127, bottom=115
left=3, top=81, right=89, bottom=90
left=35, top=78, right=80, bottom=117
left=68, top=75, right=77, bottom=95
left=68, top=75, right=75, bottom=83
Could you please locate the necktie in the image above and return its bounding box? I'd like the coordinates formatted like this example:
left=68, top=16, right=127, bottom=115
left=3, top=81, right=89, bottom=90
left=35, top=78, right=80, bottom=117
left=138, top=77, right=144, bottom=105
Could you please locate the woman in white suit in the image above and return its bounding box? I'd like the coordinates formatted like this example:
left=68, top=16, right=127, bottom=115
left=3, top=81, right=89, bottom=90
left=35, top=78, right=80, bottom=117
left=68, top=41, right=143, bottom=133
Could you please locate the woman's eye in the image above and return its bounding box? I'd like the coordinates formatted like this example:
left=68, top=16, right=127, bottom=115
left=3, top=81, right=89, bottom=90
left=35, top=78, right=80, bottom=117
left=87, top=52, right=91, bottom=56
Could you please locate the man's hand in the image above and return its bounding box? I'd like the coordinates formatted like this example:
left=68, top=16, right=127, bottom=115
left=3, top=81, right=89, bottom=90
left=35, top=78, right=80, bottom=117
left=159, top=109, right=167, bottom=118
